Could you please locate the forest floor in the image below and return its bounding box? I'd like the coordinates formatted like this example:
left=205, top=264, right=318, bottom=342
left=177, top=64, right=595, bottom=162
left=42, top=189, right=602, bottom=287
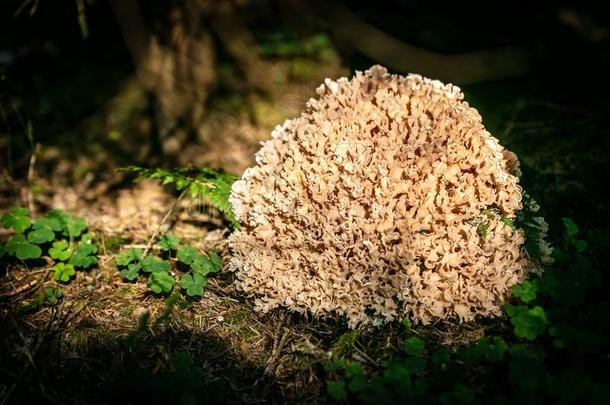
left=1, top=174, right=494, bottom=403
left=1, top=52, right=610, bottom=405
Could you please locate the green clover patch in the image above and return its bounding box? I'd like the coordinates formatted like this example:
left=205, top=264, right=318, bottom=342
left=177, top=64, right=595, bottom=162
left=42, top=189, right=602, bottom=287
left=147, top=271, right=175, bottom=294
left=44, top=287, right=63, bottom=305
left=115, top=248, right=144, bottom=266
left=512, top=280, right=538, bottom=303
left=326, top=380, right=347, bottom=401
left=180, top=272, right=207, bottom=297
left=27, top=227, right=55, bottom=244
left=49, top=240, right=72, bottom=261
left=120, top=263, right=142, bottom=281
left=72, top=241, right=98, bottom=268
left=63, top=216, right=87, bottom=238
left=141, top=256, right=171, bottom=273
left=562, top=217, right=579, bottom=237
left=1, top=207, right=31, bottom=233
left=209, top=252, right=222, bottom=272
left=33, top=217, right=62, bottom=232
left=53, top=262, right=76, bottom=282
left=504, top=304, right=547, bottom=340
left=404, top=336, right=425, bottom=355
left=158, top=234, right=180, bottom=252
left=177, top=246, right=199, bottom=265
left=6, top=234, right=42, bottom=260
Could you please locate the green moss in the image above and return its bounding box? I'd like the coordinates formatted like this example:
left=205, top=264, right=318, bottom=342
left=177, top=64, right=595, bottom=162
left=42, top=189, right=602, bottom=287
left=119, top=304, right=136, bottom=317
left=104, top=236, right=128, bottom=254
left=226, top=307, right=253, bottom=324
left=116, top=286, right=133, bottom=296
left=330, top=331, right=361, bottom=360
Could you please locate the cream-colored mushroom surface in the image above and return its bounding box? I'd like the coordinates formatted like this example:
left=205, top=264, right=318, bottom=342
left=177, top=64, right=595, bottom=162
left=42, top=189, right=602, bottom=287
left=228, top=65, right=534, bottom=327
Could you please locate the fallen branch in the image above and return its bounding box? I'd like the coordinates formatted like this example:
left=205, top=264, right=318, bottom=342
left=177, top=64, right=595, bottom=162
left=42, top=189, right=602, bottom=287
left=317, top=2, right=531, bottom=84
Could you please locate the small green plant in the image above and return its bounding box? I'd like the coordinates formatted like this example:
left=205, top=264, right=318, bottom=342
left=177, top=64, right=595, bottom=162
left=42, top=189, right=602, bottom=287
left=1, top=207, right=96, bottom=314
left=20, top=286, right=64, bottom=312
left=1, top=207, right=98, bottom=282
left=115, top=234, right=221, bottom=297
left=53, top=262, right=76, bottom=282
left=323, top=217, right=609, bottom=404
left=147, top=270, right=175, bottom=294
left=44, top=287, right=63, bottom=305
left=123, top=166, right=239, bottom=228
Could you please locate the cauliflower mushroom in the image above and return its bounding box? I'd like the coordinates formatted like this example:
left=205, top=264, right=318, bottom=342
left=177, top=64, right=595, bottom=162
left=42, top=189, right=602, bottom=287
left=228, top=65, right=540, bottom=327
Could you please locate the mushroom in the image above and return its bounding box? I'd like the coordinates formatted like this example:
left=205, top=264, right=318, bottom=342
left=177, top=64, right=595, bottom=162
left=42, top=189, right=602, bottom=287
left=229, top=65, right=544, bottom=327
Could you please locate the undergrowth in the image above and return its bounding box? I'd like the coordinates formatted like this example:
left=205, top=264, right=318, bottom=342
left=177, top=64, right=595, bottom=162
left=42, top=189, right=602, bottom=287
left=323, top=218, right=610, bottom=403
left=115, top=235, right=222, bottom=297
left=1, top=207, right=98, bottom=311
left=2, top=168, right=608, bottom=403
left=123, top=166, right=239, bottom=228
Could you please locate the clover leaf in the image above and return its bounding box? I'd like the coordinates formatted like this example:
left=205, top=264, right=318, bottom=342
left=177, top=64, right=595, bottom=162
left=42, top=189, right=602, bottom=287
left=49, top=240, right=72, bottom=261
left=72, top=241, right=98, bottom=268
left=382, top=362, right=411, bottom=386
left=33, top=217, right=62, bottom=232
left=6, top=234, right=42, bottom=260
left=141, top=256, right=171, bottom=273
left=326, top=380, right=347, bottom=401
left=512, top=280, right=537, bottom=303
left=53, top=262, right=76, bottom=282
left=46, top=209, right=69, bottom=226
left=345, top=363, right=367, bottom=392
left=44, top=287, right=63, bottom=305
left=562, top=217, right=579, bottom=237
left=2, top=207, right=31, bottom=233
left=190, top=254, right=212, bottom=275
left=180, top=272, right=207, bottom=297
left=571, top=238, right=588, bottom=252
left=486, top=336, right=509, bottom=362
left=504, top=304, right=547, bottom=340
left=209, top=252, right=222, bottom=272
left=158, top=234, right=180, bottom=252
left=561, top=218, right=588, bottom=252
left=27, top=227, right=55, bottom=244
left=115, top=248, right=144, bottom=266
left=120, top=263, right=142, bottom=281
left=177, top=246, right=199, bottom=265
left=0, top=243, right=5, bottom=258
left=404, top=336, right=425, bottom=355
left=63, top=216, right=87, bottom=238
left=45, top=209, right=88, bottom=238
left=190, top=252, right=222, bottom=276
left=147, top=271, right=175, bottom=294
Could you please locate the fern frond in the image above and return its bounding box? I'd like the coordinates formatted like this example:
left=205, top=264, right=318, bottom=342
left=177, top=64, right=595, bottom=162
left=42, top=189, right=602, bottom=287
left=122, top=166, right=240, bottom=228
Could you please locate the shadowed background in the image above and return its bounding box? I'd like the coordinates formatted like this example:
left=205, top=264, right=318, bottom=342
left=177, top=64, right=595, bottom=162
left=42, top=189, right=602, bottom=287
left=1, top=0, right=609, bottom=403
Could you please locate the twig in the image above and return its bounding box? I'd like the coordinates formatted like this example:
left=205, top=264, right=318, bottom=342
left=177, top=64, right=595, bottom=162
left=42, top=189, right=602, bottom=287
left=26, top=142, right=39, bottom=216
left=0, top=279, right=38, bottom=299
left=353, top=341, right=379, bottom=367
left=100, top=233, right=108, bottom=257
left=142, top=189, right=186, bottom=256
left=263, top=313, right=291, bottom=376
